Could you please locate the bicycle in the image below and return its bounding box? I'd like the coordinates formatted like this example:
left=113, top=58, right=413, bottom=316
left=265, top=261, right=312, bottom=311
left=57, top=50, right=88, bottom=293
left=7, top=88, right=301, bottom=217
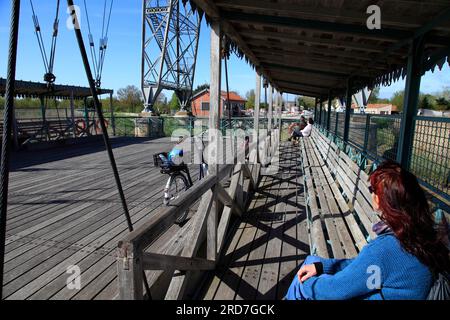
left=153, top=135, right=208, bottom=224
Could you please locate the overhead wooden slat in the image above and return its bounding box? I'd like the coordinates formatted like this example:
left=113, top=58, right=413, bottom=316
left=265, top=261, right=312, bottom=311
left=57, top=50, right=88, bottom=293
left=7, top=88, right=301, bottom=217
left=190, top=0, right=450, bottom=97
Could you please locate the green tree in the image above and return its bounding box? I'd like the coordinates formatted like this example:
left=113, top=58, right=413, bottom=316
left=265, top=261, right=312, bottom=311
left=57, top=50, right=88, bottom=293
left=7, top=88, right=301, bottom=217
left=169, top=93, right=180, bottom=113
left=419, top=94, right=437, bottom=110
left=297, top=96, right=315, bottom=110
left=435, top=97, right=450, bottom=111
left=193, top=83, right=209, bottom=96
left=245, top=89, right=255, bottom=109
left=154, top=92, right=169, bottom=114
left=368, top=87, right=380, bottom=103
left=390, top=91, right=404, bottom=113
left=117, top=85, right=143, bottom=113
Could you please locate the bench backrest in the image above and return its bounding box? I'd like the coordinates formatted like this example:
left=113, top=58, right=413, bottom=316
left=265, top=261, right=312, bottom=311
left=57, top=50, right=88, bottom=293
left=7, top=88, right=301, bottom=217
left=310, top=129, right=380, bottom=243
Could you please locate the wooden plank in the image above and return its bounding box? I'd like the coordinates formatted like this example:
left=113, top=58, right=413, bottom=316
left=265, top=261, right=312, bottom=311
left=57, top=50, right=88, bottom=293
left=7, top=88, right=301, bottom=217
left=164, top=189, right=215, bottom=300
left=213, top=176, right=270, bottom=300
left=255, top=174, right=283, bottom=299
left=309, top=140, right=358, bottom=258
left=142, top=253, right=216, bottom=271
left=300, top=138, right=328, bottom=258
left=306, top=139, right=345, bottom=259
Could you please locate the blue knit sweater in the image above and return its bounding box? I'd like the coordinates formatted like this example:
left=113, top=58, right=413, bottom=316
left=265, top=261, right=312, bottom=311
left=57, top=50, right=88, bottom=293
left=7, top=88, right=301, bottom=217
left=301, top=233, right=433, bottom=300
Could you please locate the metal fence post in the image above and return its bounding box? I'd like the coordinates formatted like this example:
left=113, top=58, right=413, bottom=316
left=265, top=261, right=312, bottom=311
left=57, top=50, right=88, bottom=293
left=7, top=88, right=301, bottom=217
left=335, top=111, right=339, bottom=137
left=363, top=114, right=371, bottom=155
left=397, top=37, right=424, bottom=169
left=327, top=92, right=332, bottom=131
left=314, top=98, right=318, bottom=121
left=343, top=78, right=353, bottom=143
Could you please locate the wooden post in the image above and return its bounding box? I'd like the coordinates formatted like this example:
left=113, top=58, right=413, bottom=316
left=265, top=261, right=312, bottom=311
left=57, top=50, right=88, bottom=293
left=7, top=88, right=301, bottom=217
left=277, top=92, right=282, bottom=142
left=117, top=243, right=144, bottom=300
left=268, top=85, right=273, bottom=132
left=327, top=92, right=332, bottom=131
left=209, top=21, right=222, bottom=174
left=70, top=91, right=76, bottom=138
left=109, top=92, right=116, bottom=136
left=207, top=188, right=218, bottom=263
left=319, top=98, right=324, bottom=127
left=83, top=97, right=89, bottom=136
left=343, top=78, right=353, bottom=143
left=397, top=37, right=424, bottom=169
left=254, top=72, right=261, bottom=163
left=12, top=107, right=19, bottom=150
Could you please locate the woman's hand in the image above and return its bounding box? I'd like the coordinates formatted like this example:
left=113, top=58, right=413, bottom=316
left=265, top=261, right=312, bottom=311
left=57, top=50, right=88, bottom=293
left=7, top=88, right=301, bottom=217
left=297, top=264, right=317, bottom=283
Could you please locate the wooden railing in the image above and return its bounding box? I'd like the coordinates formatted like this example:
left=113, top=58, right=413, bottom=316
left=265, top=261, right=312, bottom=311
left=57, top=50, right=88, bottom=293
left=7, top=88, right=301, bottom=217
left=116, top=129, right=280, bottom=300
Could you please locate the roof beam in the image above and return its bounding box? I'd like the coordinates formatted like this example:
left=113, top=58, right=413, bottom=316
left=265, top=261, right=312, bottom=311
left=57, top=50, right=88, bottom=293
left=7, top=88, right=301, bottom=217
left=215, top=0, right=450, bottom=30
left=274, top=79, right=332, bottom=91
left=246, top=39, right=377, bottom=61
left=238, top=30, right=397, bottom=54
left=222, top=10, right=412, bottom=41
left=280, top=86, right=323, bottom=97
left=350, top=6, right=450, bottom=77
left=253, top=49, right=390, bottom=72
left=262, top=62, right=349, bottom=78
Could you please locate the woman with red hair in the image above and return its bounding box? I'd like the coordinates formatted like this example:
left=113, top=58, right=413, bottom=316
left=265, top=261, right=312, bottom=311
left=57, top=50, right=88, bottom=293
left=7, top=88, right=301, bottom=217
left=285, top=161, right=450, bottom=300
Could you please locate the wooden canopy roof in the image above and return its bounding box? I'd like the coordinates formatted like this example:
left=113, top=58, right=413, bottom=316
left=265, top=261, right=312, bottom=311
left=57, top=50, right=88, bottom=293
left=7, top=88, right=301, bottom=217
left=188, top=0, right=450, bottom=98
left=0, top=78, right=113, bottom=100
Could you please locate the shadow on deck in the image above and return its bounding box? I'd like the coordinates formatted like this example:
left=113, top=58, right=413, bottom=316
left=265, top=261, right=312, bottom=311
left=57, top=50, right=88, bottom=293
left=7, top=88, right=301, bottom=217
left=196, top=143, right=309, bottom=300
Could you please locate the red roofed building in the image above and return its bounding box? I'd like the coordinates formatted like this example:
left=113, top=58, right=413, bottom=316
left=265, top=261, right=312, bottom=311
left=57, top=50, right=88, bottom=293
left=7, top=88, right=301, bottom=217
left=190, top=88, right=246, bottom=117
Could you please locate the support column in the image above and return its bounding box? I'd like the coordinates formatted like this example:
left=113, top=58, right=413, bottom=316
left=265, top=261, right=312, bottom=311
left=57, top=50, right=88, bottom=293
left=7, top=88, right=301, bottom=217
left=70, top=91, right=76, bottom=138
left=109, top=92, right=116, bottom=136
left=327, top=91, right=332, bottom=131
left=314, top=98, right=318, bottom=121
left=397, top=37, right=424, bottom=168
left=12, top=107, right=19, bottom=150
left=254, top=72, right=261, bottom=163
left=209, top=21, right=222, bottom=174
left=83, top=97, right=89, bottom=136
left=319, top=98, right=324, bottom=127
left=268, top=84, right=273, bottom=132
left=343, top=78, right=353, bottom=143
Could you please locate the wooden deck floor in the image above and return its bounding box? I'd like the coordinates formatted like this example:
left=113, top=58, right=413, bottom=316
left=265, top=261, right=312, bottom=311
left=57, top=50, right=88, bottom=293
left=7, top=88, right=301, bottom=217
left=3, top=138, right=309, bottom=300
left=3, top=137, right=198, bottom=300
left=198, top=143, right=309, bottom=300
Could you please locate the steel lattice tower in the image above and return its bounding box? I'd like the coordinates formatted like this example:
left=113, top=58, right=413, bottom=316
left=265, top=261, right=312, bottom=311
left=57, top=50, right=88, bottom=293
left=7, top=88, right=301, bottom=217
left=141, top=0, right=201, bottom=113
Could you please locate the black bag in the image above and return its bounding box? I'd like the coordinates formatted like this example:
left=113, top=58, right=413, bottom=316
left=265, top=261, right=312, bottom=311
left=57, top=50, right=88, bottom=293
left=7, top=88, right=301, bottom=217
left=427, top=272, right=450, bottom=300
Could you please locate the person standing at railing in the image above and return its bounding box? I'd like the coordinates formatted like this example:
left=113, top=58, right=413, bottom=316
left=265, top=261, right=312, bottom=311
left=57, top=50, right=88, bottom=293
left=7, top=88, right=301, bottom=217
left=285, top=161, right=450, bottom=300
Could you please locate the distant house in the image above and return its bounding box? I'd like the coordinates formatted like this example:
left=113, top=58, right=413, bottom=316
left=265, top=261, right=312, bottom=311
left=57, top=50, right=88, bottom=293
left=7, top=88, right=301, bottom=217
left=191, top=88, right=246, bottom=117
left=352, top=103, right=398, bottom=115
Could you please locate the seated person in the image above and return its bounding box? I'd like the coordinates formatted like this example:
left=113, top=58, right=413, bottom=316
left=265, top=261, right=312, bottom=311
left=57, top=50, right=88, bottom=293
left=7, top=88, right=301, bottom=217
left=285, top=161, right=450, bottom=300
left=290, top=118, right=314, bottom=142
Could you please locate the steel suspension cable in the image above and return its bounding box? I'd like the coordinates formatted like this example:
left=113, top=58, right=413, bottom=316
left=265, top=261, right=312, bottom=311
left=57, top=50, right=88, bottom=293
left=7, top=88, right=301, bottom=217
left=83, top=0, right=99, bottom=80
left=48, top=0, right=61, bottom=77
left=97, top=0, right=114, bottom=86
left=30, top=0, right=49, bottom=73
left=0, top=0, right=21, bottom=299
left=66, top=0, right=152, bottom=300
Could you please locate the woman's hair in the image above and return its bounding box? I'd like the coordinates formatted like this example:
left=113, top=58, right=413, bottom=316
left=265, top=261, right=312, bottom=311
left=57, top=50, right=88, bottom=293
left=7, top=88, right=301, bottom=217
left=369, top=161, right=450, bottom=274
left=308, top=118, right=314, bottom=125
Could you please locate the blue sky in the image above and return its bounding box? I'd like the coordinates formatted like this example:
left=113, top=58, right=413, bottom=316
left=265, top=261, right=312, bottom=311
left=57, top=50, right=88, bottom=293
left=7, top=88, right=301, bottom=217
left=0, top=0, right=448, bottom=100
